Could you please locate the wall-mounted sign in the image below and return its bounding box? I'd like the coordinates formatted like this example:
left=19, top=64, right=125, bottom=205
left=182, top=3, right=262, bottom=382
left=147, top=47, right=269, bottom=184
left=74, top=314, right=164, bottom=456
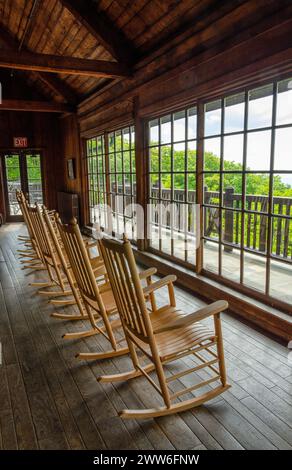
left=13, top=137, right=28, bottom=148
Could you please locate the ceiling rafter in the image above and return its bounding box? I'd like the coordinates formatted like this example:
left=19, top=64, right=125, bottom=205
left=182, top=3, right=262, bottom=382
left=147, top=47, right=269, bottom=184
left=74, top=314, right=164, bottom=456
left=0, top=48, right=131, bottom=78
left=0, top=98, right=73, bottom=112
left=0, top=24, right=77, bottom=104
left=59, top=0, right=137, bottom=65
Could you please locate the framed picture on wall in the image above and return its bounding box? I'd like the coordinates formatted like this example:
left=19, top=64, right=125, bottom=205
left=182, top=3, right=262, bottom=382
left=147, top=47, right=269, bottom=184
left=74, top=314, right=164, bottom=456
left=67, top=158, right=75, bottom=180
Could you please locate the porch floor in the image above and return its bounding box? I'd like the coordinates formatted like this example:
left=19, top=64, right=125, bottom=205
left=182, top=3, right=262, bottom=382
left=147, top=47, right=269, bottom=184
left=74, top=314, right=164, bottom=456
left=0, top=224, right=291, bottom=450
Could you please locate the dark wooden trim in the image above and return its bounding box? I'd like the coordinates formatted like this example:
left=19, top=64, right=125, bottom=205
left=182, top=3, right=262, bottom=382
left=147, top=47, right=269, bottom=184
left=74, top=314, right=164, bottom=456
left=0, top=49, right=131, bottom=78
left=134, top=97, right=146, bottom=251
left=59, top=0, right=137, bottom=65
left=78, top=12, right=292, bottom=123
left=0, top=100, right=73, bottom=113
left=80, top=138, right=90, bottom=227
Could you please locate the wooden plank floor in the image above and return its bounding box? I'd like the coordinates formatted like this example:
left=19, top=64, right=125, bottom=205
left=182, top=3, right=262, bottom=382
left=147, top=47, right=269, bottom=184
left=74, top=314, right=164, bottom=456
left=0, top=223, right=292, bottom=450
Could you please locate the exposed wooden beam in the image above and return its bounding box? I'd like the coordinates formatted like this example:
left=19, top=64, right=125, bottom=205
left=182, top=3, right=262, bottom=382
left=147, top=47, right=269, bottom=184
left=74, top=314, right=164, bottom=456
left=0, top=25, right=77, bottom=104
left=59, top=0, right=137, bottom=64
left=0, top=49, right=130, bottom=78
left=0, top=99, right=73, bottom=113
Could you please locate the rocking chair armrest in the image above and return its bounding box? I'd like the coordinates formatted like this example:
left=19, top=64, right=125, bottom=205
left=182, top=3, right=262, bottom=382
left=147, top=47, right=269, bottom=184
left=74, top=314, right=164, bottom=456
left=143, top=274, right=177, bottom=296
left=153, top=300, right=229, bottom=334
left=139, top=267, right=157, bottom=280
left=93, top=263, right=107, bottom=278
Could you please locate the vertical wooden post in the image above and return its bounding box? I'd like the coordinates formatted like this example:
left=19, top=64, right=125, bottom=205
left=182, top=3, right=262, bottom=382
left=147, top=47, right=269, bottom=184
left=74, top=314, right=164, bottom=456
left=134, top=96, right=147, bottom=251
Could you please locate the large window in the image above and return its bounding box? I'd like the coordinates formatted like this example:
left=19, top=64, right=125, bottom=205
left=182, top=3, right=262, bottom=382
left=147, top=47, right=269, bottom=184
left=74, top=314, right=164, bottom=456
left=202, top=77, right=292, bottom=305
left=86, top=135, right=106, bottom=226
left=148, top=108, right=197, bottom=264
left=86, top=126, right=136, bottom=238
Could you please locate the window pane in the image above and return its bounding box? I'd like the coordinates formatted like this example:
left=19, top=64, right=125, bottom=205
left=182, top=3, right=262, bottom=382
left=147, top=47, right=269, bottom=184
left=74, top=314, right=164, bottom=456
left=222, top=210, right=241, bottom=246
left=187, top=140, right=196, bottom=171
left=277, top=78, right=292, bottom=125
left=109, top=133, right=115, bottom=153
left=271, top=216, right=292, bottom=258
left=245, top=173, right=269, bottom=212
left=246, top=130, right=271, bottom=171
left=149, top=147, right=159, bottom=172
left=161, top=115, right=171, bottom=144
left=187, top=175, right=196, bottom=202
left=115, top=130, right=122, bottom=150
left=150, top=174, right=159, bottom=197
left=273, top=174, right=292, bottom=215
left=123, top=151, right=130, bottom=172
left=149, top=119, right=159, bottom=145
left=188, top=107, right=197, bottom=139
left=204, top=174, right=220, bottom=205
left=204, top=137, right=221, bottom=170
left=204, top=207, right=219, bottom=240
left=223, top=174, right=242, bottom=209
left=244, top=213, right=268, bottom=253
left=248, top=84, right=273, bottom=129
left=174, top=174, right=185, bottom=200
left=243, top=252, right=266, bottom=293
left=223, top=134, right=244, bottom=169
left=270, top=259, right=292, bottom=304
left=161, top=145, right=171, bottom=172
left=203, top=240, right=219, bottom=274
left=205, top=100, right=221, bottom=136
left=122, top=128, right=130, bottom=149
left=173, top=143, right=185, bottom=171
left=173, top=111, right=185, bottom=142
left=274, top=127, right=292, bottom=171
left=224, top=93, right=245, bottom=133
left=222, top=246, right=241, bottom=283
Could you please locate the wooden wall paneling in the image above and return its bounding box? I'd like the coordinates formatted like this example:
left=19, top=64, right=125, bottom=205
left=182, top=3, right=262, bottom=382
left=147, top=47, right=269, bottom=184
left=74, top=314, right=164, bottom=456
left=78, top=6, right=292, bottom=132
left=58, top=113, right=85, bottom=222
left=0, top=111, right=61, bottom=212
left=0, top=154, right=6, bottom=222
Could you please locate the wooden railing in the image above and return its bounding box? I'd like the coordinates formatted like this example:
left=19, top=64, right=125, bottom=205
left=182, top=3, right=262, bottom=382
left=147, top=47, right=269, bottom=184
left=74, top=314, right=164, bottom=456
left=149, top=186, right=292, bottom=259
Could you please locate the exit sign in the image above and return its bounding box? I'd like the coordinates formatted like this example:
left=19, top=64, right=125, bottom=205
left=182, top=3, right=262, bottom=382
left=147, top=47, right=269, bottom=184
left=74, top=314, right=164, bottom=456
left=13, top=137, right=28, bottom=148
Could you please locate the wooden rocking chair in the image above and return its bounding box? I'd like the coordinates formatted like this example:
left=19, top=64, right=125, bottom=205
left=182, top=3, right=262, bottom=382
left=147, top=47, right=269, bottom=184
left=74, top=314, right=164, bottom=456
left=27, top=204, right=73, bottom=293
left=16, top=191, right=45, bottom=270
left=55, top=215, right=129, bottom=356
left=55, top=216, right=158, bottom=355
left=99, top=235, right=231, bottom=419
left=43, top=207, right=107, bottom=322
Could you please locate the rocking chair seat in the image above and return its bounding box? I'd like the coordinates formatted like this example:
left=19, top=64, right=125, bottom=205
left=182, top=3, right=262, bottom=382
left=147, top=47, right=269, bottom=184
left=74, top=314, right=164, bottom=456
left=135, top=305, right=215, bottom=361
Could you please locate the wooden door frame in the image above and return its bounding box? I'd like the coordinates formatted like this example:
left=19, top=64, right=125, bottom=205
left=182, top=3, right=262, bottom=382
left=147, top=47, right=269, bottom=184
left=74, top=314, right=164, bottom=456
left=0, top=149, right=45, bottom=222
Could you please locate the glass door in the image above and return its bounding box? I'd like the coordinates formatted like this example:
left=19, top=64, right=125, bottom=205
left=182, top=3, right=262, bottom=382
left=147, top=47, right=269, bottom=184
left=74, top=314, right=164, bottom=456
left=3, top=154, right=22, bottom=220
left=2, top=151, right=44, bottom=221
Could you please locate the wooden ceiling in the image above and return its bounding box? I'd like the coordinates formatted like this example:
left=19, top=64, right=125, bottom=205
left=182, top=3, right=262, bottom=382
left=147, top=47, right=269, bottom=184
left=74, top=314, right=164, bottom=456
left=0, top=0, right=288, bottom=108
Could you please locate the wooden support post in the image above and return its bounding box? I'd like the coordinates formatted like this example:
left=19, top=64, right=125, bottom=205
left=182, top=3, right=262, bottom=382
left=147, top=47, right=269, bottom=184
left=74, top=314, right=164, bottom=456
left=134, top=96, right=147, bottom=251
